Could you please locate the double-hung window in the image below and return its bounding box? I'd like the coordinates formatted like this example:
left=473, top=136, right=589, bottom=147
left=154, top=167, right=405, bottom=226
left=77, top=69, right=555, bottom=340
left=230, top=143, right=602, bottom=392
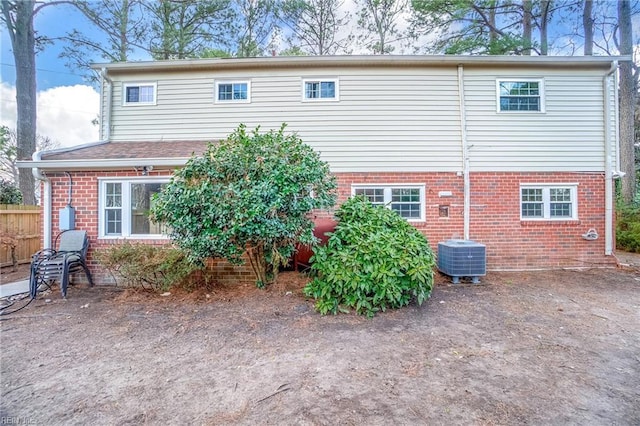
left=520, top=184, right=577, bottom=220
left=100, top=179, right=169, bottom=238
left=352, top=185, right=425, bottom=221
left=302, top=78, right=338, bottom=101
left=215, top=81, right=250, bottom=103
left=123, top=82, right=156, bottom=106
left=497, top=79, right=544, bottom=112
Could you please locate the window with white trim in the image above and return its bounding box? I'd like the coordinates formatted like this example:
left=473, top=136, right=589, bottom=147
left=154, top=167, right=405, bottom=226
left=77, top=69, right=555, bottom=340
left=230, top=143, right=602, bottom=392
left=352, top=185, right=425, bottom=221
left=100, top=179, right=168, bottom=237
left=497, top=79, right=544, bottom=112
left=520, top=185, right=577, bottom=220
left=123, top=82, right=156, bottom=106
left=215, top=81, right=250, bottom=102
left=303, top=79, right=338, bottom=101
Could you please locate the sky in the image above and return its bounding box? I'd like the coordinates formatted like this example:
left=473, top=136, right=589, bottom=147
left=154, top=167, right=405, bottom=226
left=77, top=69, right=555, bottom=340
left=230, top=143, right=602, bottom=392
left=1, top=2, right=637, bottom=149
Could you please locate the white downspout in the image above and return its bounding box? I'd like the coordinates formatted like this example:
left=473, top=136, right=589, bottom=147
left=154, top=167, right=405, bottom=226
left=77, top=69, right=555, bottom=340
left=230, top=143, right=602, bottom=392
left=603, top=60, right=618, bottom=256
left=31, top=151, right=51, bottom=249
left=457, top=65, right=470, bottom=240
left=100, top=67, right=112, bottom=141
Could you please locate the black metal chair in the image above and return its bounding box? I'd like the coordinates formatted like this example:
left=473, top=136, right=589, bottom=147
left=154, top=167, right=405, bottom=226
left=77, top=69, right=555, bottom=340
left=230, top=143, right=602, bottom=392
left=29, top=230, right=94, bottom=299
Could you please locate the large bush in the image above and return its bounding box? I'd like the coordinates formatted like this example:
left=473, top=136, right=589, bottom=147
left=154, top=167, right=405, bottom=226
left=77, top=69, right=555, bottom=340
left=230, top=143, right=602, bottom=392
left=151, top=124, right=336, bottom=287
left=97, top=243, right=202, bottom=292
left=304, top=196, right=436, bottom=317
left=616, top=202, right=640, bottom=253
left=0, top=179, right=22, bottom=204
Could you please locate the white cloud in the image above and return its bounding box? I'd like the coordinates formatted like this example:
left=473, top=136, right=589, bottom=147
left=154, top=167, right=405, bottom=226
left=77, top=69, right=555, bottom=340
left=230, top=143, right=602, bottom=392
left=0, top=82, right=99, bottom=148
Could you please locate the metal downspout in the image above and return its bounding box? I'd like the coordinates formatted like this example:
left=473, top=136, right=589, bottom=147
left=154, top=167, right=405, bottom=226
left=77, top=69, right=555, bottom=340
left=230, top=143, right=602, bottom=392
left=457, top=65, right=470, bottom=240
left=31, top=151, right=51, bottom=248
left=100, top=67, right=112, bottom=141
left=603, top=61, right=618, bottom=256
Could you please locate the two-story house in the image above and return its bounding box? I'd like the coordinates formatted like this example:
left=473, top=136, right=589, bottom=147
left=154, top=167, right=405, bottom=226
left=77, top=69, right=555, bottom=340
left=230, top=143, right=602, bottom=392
left=20, top=55, right=625, bottom=283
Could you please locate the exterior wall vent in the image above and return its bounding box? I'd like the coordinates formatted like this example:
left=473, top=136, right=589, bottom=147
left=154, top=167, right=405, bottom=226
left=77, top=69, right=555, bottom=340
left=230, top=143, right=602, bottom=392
left=437, top=240, right=486, bottom=284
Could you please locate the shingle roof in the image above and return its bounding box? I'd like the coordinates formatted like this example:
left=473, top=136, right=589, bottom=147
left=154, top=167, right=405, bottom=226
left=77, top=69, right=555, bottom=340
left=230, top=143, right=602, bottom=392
left=41, top=140, right=211, bottom=161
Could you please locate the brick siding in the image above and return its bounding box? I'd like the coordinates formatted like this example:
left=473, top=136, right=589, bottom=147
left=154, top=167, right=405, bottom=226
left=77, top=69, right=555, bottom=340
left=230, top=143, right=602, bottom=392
left=41, top=169, right=615, bottom=286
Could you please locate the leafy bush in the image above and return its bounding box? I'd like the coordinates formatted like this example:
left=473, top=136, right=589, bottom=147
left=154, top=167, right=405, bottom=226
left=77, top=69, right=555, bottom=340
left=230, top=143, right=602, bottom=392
left=0, top=179, right=22, bottom=204
left=97, top=243, right=202, bottom=292
left=616, top=202, right=640, bottom=253
left=150, top=124, right=336, bottom=287
left=304, top=196, right=436, bottom=317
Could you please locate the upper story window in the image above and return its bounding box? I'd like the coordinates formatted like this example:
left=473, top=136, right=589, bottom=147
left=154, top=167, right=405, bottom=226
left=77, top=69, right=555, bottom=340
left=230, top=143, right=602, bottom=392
left=215, top=81, right=250, bottom=103
left=497, top=79, right=544, bottom=112
left=303, top=78, right=338, bottom=101
left=99, top=178, right=169, bottom=238
left=123, top=82, right=156, bottom=106
left=520, top=184, right=577, bottom=220
left=352, top=184, right=425, bottom=222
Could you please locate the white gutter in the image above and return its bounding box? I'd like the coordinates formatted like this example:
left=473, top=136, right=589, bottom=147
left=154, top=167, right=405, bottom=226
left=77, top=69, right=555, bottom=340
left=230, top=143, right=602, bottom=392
left=18, top=157, right=191, bottom=170
left=603, top=60, right=618, bottom=256
left=457, top=65, right=470, bottom=240
left=31, top=151, right=52, bottom=249
left=100, top=67, right=113, bottom=141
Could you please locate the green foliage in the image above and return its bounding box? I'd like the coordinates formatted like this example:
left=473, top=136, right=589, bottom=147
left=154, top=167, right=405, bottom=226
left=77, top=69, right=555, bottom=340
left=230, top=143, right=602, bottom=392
left=616, top=201, right=640, bottom=253
left=0, top=179, right=22, bottom=204
left=304, top=196, right=435, bottom=317
left=97, top=242, right=202, bottom=292
left=151, top=124, right=337, bottom=287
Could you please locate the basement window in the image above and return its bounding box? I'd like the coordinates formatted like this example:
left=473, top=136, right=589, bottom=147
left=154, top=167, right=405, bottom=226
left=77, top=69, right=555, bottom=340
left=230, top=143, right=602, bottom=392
left=520, top=184, right=578, bottom=220
left=99, top=178, right=169, bottom=238
left=352, top=184, right=425, bottom=222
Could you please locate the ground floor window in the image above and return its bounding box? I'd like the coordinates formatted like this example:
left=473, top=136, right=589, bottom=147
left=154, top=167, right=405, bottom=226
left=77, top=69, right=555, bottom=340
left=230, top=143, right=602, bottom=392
left=99, top=178, right=169, bottom=237
left=520, top=184, right=578, bottom=220
left=352, top=184, right=425, bottom=221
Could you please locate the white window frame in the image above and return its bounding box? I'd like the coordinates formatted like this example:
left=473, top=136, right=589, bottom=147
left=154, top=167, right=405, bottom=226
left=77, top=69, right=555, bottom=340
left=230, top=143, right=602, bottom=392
left=122, top=82, right=157, bottom=106
left=98, top=177, right=170, bottom=239
left=215, top=80, right=251, bottom=103
left=302, top=78, right=339, bottom=102
left=520, top=183, right=578, bottom=221
left=351, top=184, right=425, bottom=222
left=496, top=78, right=545, bottom=113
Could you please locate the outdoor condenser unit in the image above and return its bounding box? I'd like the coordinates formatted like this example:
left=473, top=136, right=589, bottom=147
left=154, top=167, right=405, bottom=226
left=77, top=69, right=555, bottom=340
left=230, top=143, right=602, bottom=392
left=437, top=240, right=486, bottom=284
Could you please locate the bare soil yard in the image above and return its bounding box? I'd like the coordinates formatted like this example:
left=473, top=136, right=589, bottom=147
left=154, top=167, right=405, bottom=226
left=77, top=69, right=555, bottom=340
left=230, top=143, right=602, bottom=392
left=1, top=263, right=639, bottom=425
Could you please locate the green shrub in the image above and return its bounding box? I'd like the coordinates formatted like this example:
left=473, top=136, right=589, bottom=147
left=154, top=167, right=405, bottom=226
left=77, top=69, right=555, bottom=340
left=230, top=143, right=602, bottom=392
left=0, top=179, right=22, bottom=204
left=97, top=243, right=202, bottom=292
left=616, top=202, right=640, bottom=253
left=304, top=196, right=436, bottom=317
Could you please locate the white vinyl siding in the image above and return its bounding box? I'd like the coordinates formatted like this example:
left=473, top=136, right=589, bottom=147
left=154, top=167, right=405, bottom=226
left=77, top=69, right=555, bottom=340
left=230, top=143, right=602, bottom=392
left=99, top=178, right=169, bottom=238
left=520, top=184, right=578, bottom=220
left=352, top=184, right=425, bottom=222
left=464, top=69, right=612, bottom=172
left=108, top=68, right=463, bottom=172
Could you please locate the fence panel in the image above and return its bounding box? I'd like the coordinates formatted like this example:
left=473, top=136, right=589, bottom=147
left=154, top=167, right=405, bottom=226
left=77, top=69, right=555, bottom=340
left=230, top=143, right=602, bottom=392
left=0, top=205, right=41, bottom=268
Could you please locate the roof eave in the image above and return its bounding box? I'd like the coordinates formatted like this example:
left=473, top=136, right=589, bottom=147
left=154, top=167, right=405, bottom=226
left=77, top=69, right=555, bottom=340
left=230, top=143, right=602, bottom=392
left=16, top=158, right=189, bottom=171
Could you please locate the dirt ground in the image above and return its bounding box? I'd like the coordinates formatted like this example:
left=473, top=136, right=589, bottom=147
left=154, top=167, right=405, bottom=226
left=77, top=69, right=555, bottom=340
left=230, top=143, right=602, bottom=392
left=1, top=259, right=639, bottom=425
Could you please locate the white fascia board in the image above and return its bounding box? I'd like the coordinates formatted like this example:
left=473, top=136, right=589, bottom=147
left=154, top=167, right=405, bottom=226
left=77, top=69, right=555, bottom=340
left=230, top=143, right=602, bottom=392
left=16, top=158, right=190, bottom=171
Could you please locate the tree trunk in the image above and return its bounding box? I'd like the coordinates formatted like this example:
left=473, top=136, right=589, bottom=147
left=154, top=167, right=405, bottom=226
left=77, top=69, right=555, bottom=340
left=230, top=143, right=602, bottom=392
left=539, top=0, right=551, bottom=55
left=583, top=0, right=593, bottom=56
left=618, top=0, right=636, bottom=203
left=522, top=0, right=532, bottom=55
left=2, top=0, right=37, bottom=205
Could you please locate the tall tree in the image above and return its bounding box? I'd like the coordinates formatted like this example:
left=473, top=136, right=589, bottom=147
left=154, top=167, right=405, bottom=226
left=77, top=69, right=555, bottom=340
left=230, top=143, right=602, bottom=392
left=582, top=0, right=593, bottom=55
left=279, top=0, right=352, bottom=55
left=410, top=0, right=533, bottom=55
left=536, top=0, right=552, bottom=55
left=618, top=0, right=637, bottom=203
left=1, top=0, right=39, bottom=204
left=144, top=0, right=232, bottom=59
left=356, top=0, right=408, bottom=54
left=231, top=0, right=279, bottom=57
left=61, top=0, right=146, bottom=83
left=522, top=0, right=533, bottom=55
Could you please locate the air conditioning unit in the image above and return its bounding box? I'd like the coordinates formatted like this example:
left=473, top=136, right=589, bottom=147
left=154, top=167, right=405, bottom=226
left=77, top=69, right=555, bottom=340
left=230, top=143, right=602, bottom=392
left=437, top=240, right=486, bottom=284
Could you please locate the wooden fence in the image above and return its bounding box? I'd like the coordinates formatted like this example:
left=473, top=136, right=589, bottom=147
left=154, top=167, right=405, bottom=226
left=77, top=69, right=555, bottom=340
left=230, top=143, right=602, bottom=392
left=0, top=204, right=41, bottom=268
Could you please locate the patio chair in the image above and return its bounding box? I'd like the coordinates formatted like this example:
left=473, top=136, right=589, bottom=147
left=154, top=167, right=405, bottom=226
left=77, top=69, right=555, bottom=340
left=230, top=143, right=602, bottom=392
left=29, top=230, right=94, bottom=299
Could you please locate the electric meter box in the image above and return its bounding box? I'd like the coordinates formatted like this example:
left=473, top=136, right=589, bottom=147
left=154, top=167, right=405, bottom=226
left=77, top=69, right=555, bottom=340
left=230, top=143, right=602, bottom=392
left=59, top=205, right=76, bottom=231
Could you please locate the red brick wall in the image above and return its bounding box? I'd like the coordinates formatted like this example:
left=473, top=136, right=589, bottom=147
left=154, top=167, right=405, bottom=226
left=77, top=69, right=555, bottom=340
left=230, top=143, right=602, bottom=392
left=42, top=169, right=615, bottom=285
